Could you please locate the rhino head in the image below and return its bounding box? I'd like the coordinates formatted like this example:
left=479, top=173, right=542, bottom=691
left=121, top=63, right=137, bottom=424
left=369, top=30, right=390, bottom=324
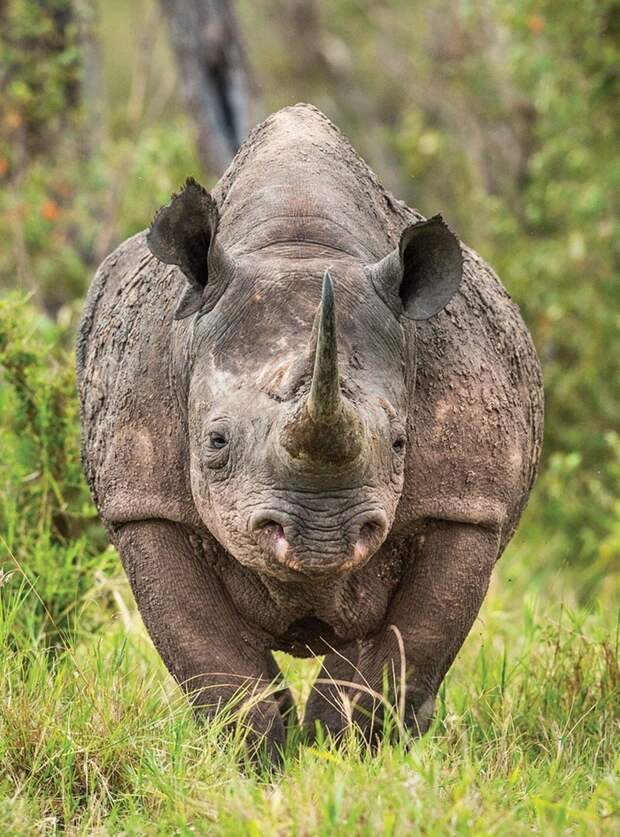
left=147, top=179, right=462, bottom=580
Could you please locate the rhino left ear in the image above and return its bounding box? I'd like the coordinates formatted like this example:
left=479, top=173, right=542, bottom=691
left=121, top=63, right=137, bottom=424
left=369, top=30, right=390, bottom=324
left=147, top=177, right=235, bottom=320
left=368, top=215, right=463, bottom=320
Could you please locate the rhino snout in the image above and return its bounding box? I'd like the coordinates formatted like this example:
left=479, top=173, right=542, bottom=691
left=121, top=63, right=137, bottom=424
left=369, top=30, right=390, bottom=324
left=248, top=507, right=388, bottom=577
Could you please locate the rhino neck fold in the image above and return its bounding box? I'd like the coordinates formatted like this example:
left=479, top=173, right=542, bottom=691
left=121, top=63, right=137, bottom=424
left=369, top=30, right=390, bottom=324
left=222, top=199, right=369, bottom=260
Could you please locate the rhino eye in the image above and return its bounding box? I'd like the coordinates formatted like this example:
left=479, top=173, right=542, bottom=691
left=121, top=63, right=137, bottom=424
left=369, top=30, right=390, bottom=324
left=392, top=436, right=406, bottom=454
left=208, top=431, right=228, bottom=450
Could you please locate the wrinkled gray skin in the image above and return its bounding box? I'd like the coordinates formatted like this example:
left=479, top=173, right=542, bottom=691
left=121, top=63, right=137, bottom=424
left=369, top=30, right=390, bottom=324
left=77, top=104, right=543, bottom=759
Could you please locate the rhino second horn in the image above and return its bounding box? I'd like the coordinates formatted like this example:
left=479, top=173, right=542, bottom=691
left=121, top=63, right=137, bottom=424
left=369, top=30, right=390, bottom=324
left=307, top=271, right=341, bottom=422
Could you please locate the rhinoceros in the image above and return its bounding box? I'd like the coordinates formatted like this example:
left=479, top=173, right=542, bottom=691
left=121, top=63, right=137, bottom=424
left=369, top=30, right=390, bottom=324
left=77, top=103, right=543, bottom=757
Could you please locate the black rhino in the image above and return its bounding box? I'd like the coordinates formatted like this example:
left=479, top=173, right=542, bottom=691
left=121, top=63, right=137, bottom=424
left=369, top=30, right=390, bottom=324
left=77, top=104, right=543, bottom=758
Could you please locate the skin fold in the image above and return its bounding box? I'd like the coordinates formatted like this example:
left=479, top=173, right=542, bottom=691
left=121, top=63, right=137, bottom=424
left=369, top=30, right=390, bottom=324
left=77, top=104, right=543, bottom=759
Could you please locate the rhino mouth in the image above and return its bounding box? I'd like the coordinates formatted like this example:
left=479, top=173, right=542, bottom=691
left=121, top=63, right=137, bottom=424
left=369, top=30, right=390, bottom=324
left=250, top=509, right=387, bottom=579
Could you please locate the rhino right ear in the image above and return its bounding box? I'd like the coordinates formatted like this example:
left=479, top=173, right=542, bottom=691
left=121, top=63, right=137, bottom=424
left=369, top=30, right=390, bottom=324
left=367, top=216, right=462, bottom=321
left=147, top=177, right=235, bottom=320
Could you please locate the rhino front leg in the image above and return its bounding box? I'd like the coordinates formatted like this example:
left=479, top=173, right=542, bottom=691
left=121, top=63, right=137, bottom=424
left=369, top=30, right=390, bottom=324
left=316, top=522, right=499, bottom=742
left=113, top=519, right=287, bottom=760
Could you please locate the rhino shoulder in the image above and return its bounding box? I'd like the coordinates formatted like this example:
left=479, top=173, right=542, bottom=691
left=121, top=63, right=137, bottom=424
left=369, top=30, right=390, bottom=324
left=77, top=232, right=150, bottom=382
left=78, top=231, right=200, bottom=529
left=397, top=244, right=543, bottom=552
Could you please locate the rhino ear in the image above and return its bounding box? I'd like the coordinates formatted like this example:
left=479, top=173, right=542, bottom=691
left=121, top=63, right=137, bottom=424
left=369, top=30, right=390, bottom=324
left=147, top=177, right=235, bottom=320
left=368, top=215, right=463, bottom=320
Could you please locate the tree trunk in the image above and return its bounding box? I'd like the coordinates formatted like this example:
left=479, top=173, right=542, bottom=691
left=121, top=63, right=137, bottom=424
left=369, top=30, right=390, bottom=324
left=158, top=0, right=256, bottom=177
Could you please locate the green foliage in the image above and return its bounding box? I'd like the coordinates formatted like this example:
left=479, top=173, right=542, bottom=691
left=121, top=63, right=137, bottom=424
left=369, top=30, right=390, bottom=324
left=0, top=0, right=198, bottom=314
left=0, top=0, right=95, bottom=315
left=490, top=0, right=619, bottom=453
left=0, top=120, right=199, bottom=315
left=523, top=439, right=620, bottom=599
left=482, top=0, right=620, bottom=583
left=0, top=296, right=113, bottom=641
left=0, top=0, right=86, bottom=157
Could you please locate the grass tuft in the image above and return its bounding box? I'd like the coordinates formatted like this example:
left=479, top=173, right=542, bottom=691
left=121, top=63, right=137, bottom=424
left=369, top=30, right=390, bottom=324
left=0, top=569, right=618, bottom=834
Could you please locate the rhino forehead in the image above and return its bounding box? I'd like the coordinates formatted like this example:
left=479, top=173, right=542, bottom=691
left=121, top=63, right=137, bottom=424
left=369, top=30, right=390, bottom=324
left=192, top=268, right=405, bottom=399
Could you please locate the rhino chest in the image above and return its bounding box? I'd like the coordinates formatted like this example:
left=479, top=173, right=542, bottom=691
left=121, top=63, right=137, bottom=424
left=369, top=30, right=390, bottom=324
left=215, top=539, right=408, bottom=656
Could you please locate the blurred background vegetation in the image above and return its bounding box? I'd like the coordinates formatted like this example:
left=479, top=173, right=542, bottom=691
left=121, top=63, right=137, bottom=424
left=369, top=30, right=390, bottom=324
left=0, top=0, right=618, bottom=635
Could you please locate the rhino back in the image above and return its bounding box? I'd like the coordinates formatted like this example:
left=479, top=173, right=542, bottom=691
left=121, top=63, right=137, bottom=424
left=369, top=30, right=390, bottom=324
left=211, top=103, right=422, bottom=261
left=77, top=232, right=201, bottom=528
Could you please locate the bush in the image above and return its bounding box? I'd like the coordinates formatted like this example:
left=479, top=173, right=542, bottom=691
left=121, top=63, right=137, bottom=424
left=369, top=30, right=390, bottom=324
left=0, top=295, right=114, bottom=643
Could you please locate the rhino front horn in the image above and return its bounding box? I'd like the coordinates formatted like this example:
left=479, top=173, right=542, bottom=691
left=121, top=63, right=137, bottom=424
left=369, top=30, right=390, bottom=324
left=281, top=271, right=363, bottom=466
left=308, top=271, right=340, bottom=422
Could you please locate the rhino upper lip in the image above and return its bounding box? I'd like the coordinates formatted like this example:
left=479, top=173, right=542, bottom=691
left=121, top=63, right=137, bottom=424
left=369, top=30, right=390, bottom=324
left=253, top=519, right=302, bottom=572
left=256, top=525, right=380, bottom=578
left=249, top=507, right=387, bottom=577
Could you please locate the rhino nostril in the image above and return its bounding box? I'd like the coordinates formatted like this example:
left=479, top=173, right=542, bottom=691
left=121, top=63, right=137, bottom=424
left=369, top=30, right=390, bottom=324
left=353, top=512, right=388, bottom=564
left=360, top=521, right=380, bottom=541
left=259, top=520, right=285, bottom=540
left=358, top=511, right=388, bottom=543
left=249, top=512, right=291, bottom=561
left=249, top=510, right=285, bottom=534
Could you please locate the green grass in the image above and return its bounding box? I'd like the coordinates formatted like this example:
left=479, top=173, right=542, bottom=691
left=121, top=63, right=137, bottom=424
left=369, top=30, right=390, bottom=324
left=0, top=297, right=618, bottom=834
left=0, top=549, right=618, bottom=836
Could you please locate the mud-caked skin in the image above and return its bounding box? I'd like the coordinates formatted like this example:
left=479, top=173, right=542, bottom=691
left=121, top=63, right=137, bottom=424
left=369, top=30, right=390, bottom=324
left=77, top=104, right=543, bottom=758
